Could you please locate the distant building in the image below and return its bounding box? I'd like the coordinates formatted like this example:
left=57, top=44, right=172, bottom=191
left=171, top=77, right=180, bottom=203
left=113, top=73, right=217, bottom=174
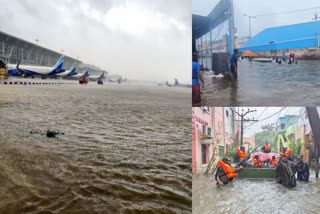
left=0, top=30, right=80, bottom=69
left=275, top=115, right=300, bottom=134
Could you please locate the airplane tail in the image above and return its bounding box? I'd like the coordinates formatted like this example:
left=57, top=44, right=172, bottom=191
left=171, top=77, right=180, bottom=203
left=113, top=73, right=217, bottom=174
left=82, top=70, right=89, bottom=77
left=98, top=71, right=105, bottom=80
left=52, top=56, right=65, bottom=73
left=69, top=64, right=77, bottom=76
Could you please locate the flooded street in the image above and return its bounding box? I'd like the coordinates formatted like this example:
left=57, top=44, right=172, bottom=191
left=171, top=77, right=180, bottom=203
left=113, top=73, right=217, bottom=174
left=0, top=82, right=191, bottom=213
left=202, top=60, right=320, bottom=106
left=193, top=172, right=320, bottom=214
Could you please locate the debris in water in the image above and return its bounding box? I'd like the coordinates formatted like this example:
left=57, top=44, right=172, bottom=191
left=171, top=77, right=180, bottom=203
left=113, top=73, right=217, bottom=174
left=30, top=130, right=64, bottom=138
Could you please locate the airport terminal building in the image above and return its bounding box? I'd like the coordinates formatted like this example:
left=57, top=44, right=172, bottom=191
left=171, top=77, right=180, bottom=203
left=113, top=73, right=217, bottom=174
left=0, top=31, right=104, bottom=74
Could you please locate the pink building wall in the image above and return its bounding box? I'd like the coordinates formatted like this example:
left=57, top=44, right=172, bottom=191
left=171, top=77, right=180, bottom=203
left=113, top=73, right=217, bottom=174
left=192, top=107, right=214, bottom=173
left=213, top=107, right=225, bottom=155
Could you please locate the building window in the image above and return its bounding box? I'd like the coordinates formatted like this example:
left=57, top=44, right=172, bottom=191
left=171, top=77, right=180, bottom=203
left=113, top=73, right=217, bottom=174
left=280, top=124, right=285, bottom=129
left=202, top=125, right=206, bottom=135
left=207, top=127, right=212, bottom=137
left=202, top=144, right=208, bottom=164
left=226, top=110, right=229, bottom=117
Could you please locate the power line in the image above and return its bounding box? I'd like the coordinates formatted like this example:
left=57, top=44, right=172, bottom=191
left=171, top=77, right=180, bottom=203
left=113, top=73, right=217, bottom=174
left=255, top=6, right=320, bottom=17
left=244, top=107, right=287, bottom=130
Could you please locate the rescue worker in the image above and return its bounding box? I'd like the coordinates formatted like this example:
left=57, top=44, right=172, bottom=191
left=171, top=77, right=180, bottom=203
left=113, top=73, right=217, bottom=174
left=237, top=146, right=247, bottom=160
left=253, top=155, right=263, bottom=167
left=282, top=147, right=293, bottom=160
left=275, top=154, right=297, bottom=187
left=215, top=157, right=243, bottom=186
left=262, top=142, right=271, bottom=153
left=296, top=155, right=309, bottom=182
left=270, top=156, right=278, bottom=168
left=234, top=146, right=250, bottom=167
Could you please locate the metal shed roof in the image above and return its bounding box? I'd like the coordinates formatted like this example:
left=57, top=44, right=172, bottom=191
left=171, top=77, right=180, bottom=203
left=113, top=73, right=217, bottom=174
left=239, top=21, right=320, bottom=52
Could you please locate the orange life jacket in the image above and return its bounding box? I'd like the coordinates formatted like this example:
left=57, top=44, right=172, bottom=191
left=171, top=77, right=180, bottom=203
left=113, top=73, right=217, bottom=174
left=264, top=144, right=271, bottom=152
left=217, top=160, right=237, bottom=179
left=253, top=158, right=262, bottom=167
left=237, top=147, right=248, bottom=160
left=270, top=159, right=277, bottom=166
left=285, top=148, right=291, bottom=158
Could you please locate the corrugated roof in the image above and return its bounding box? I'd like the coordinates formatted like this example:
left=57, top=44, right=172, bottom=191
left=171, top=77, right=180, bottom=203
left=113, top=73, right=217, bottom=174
left=239, top=21, right=320, bottom=52
left=192, top=0, right=231, bottom=39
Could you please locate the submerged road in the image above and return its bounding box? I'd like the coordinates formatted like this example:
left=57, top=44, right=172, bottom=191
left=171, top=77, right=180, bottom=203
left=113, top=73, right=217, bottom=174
left=201, top=60, right=320, bottom=106
left=193, top=172, right=320, bottom=213
left=0, top=82, right=191, bottom=213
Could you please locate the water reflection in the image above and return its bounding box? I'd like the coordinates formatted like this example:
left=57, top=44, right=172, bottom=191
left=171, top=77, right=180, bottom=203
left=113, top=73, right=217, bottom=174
left=201, top=60, right=320, bottom=106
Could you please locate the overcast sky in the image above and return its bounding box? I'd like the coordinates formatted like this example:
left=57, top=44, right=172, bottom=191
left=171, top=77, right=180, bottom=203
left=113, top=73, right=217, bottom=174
left=240, top=107, right=301, bottom=137
left=0, top=0, right=191, bottom=82
left=193, top=0, right=320, bottom=38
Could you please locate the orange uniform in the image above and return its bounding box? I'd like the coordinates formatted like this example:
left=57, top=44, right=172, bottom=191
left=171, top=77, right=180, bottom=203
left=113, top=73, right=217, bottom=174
left=270, top=159, right=277, bottom=166
left=285, top=148, right=292, bottom=158
left=263, top=144, right=271, bottom=152
left=217, top=160, right=237, bottom=178
left=253, top=158, right=262, bottom=167
left=237, top=147, right=248, bottom=160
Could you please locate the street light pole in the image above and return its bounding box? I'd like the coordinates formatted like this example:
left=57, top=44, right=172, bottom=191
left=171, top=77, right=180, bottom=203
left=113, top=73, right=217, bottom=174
left=243, top=14, right=256, bottom=38
left=35, top=39, right=39, bottom=65
left=313, top=14, right=319, bottom=59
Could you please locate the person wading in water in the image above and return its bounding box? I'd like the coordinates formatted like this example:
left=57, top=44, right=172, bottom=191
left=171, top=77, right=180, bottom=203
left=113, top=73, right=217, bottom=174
left=230, top=49, right=239, bottom=81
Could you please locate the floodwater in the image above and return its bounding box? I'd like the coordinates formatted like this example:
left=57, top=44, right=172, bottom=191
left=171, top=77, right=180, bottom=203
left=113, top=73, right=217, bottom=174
left=201, top=60, right=320, bottom=106
left=0, top=82, right=191, bottom=213
left=193, top=172, right=320, bottom=214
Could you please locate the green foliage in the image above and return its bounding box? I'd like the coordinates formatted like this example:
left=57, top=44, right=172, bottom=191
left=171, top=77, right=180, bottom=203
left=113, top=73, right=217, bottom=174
left=287, top=139, right=303, bottom=156
left=255, top=130, right=275, bottom=151
left=261, top=124, right=275, bottom=132
left=226, top=144, right=237, bottom=162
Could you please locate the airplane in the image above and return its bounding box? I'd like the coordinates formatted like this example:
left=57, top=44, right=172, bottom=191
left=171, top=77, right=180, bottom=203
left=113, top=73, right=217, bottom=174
left=71, top=70, right=89, bottom=79
left=88, top=71, right=107, bottom=81
left=7, top=56, right=65, bottom=77
left=56, top=64, right=77, bottom=77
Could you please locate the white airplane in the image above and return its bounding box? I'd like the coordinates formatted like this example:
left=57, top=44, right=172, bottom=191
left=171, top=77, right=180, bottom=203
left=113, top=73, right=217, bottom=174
left=71, top=70, right=89, bottom=79
left=56, top=64, right=77, bottom=77
left=88, top=71, right=107, bottom=81
left=7, top=56, right=65, bottom=77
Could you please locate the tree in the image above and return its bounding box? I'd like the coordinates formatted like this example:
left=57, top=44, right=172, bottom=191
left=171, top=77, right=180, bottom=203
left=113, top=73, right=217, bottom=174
left=256, top=124, right=276, bottom=151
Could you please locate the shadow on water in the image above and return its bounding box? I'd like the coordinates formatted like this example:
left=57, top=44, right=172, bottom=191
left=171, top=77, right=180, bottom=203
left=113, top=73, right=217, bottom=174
left=0, top=83, right=191, bottom=213
left=193, top=172, right=320, bottom=214
left=202, top=60, right=320, bottom=106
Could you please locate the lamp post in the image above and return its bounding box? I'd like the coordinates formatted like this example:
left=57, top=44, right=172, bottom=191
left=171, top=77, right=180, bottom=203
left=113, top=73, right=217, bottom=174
left=313, top=14, right=319, bottom=59
left=35, top=39, right=39, bottom=65
left=243, top=14, right=256, bottom=38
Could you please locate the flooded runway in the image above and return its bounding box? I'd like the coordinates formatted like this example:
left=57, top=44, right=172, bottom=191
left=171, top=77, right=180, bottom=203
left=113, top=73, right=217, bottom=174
left=0, top=82, right=191, bottom=213
left=201, top=60, right=320, bottom=106
left=193, top=173, right=320, bottom=214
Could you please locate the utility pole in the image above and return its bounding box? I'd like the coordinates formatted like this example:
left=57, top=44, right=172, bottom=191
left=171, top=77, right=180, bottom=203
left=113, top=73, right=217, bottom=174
left=306, top=107, right=320, bottom=178
left=236, top=109, right=258, bottom=146
left=313, top=14, right=319, bottom=59
left=243, top=14, right=256, bottom=38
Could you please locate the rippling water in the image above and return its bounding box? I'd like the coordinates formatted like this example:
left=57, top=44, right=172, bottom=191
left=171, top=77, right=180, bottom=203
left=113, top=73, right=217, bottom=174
left=201, top=60, right=320, bottom=106
left=193, top=172, right=320, bottom=213
left=0, top=82, right=191, bottom=213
